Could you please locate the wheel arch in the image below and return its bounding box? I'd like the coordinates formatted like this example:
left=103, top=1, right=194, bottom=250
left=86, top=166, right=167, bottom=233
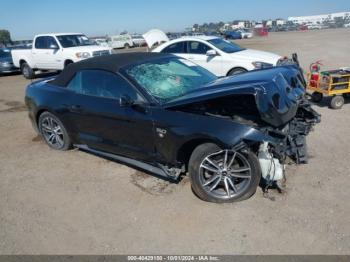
left=19, top=59, right=28, bottom=67
left=226, top=67, right=248, bottom=76
left=64, top=59, right=74, bottom=67
left=19, top=58, right=37, bottom=70
left=35, top=109, right=74, bottom=142
left=176, top=138, right=225, bottom=170
left=35, top=108, right=49, bottom=125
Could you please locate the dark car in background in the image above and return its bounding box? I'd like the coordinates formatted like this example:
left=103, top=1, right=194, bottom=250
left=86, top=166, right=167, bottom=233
left=0, top=48, right=20, bottom=75
left=25, top=53, right=320, bottom=203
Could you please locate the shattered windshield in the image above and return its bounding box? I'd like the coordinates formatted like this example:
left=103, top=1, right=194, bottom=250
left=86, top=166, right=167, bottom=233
left=125, top=57, right=217, bottom=103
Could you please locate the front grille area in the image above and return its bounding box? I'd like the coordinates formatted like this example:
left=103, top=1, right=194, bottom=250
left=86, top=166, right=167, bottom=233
left=92, top=50, right=110, bottom=57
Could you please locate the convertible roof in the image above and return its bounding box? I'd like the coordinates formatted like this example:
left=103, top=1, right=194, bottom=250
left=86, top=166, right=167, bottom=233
left=51, top=52, right=173, bottom=87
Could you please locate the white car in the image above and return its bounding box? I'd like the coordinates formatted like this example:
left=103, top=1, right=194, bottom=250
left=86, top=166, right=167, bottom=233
left=12, top=33, right=112, bottom=79
left=237, top=29, right=253, bottom=39
left=107, top=34, right=134, bottom=49
left=94, top=38, right=109, bottom=47
left=308, top=24, right=323, bottom=30
left=152, top=35, right=282, bottom=76
left=344, top=23, right=350, bottom=28
left=131, top=34, right=146, bottom=47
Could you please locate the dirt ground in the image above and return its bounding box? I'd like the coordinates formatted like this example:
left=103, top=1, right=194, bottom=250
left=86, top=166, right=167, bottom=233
left=0, top=28, right=350, bottom=255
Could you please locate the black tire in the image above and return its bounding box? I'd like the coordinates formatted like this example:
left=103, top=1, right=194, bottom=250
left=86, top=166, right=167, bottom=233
left=311, top=92, right=323, bottom=103
left=330, top=95, right=344, bottom=109
left=188, top=143, right=261, bottom=203
left=38, top=112, right=72, bottom=150
left=21, top=62, right=34, bottom=79
left=228, top=68, right=247, bottom=76
left=124, top=43, right=130, bottom=49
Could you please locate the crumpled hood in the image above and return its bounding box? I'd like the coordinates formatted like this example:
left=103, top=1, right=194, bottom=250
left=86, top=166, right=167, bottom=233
left=231, top=49, right=282, bottom=65
left=164, top=65, right=306, bottom=127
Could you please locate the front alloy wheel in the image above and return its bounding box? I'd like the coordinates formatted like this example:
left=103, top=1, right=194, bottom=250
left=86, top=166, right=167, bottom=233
left=189, top=143, right=261, bottom=203
left=200, top=150, right=252, bottom=199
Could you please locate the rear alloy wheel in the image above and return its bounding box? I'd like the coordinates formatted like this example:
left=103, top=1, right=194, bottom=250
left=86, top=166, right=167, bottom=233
left=189, top=143, right=261, bottom=203
left=330, top=95, right=344, bottom=110
left=21, top=62, right=34, bottom=79
left=38, top=112, right=71, bottom=150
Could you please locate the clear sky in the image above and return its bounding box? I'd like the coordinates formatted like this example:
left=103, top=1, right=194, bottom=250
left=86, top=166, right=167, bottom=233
left=1, top=0, right=350, bottom=39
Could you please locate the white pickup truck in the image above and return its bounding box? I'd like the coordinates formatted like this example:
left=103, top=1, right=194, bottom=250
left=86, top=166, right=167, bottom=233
left=12, top=33, right=112, bottom=79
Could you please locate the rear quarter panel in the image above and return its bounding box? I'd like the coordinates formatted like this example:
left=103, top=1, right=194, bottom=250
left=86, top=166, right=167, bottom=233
left=11, top=49, right=34, bottom=68
left=25, top=80, right=75, bottom=137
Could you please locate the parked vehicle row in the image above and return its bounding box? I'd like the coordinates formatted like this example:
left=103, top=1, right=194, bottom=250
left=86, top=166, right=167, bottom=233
left=95, top=34, right=146, bottom=49
left=4, top=30, right=283, bottom=79
left=25, top=53, right=320, bottom=203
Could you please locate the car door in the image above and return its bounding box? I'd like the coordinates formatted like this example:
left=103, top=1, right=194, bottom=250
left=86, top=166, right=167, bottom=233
left=186, top=41, right=223, bottom=76
left=33, top=36, right=61, bottom=69
left=65, top=69, right=156, bottom=162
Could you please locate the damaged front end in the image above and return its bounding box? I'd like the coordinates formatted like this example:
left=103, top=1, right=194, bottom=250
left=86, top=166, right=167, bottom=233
left=260, top=95, right=320, bottom=166
left=165, top=60, right=320, bottom=184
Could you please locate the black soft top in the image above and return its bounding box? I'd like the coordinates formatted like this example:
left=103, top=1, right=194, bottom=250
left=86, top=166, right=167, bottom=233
left=51, top=52, right=174, bottom=87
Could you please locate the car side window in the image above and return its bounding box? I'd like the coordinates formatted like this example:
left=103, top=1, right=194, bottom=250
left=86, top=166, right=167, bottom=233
left=46, top=36, right=58, bottom=48
left=35, top=37, right=47, bottom=49
left=187, top=41, right=211, bottom=54
left=67, top=70, right=141, bottom=101
left=35, top=36, right=58, bottom=49
left=161, top=41, right=185, bottom=53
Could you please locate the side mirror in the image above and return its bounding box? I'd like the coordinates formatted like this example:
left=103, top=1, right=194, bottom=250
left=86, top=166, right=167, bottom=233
left=206, top=49, right=217, bottom=56
left=119, top=95, right=133, bottom=107
left=49, top=44, right=59, bottom=49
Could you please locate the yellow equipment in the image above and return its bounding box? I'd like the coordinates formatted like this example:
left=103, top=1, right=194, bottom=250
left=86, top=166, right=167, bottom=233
left=307, top=65, right=350, bottom=109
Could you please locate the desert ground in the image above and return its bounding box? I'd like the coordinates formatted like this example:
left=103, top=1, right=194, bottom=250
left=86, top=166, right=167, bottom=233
left=0, top=28, right=350, bottom=254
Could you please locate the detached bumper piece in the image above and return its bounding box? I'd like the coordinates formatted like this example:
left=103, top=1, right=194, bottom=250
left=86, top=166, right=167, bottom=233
left=266, top=98, right=320, bottom=165
left=286, top=99, right=321, bottom=164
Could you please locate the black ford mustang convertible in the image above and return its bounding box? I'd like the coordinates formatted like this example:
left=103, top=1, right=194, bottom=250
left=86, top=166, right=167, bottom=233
left=25, top=53, right=320, bottom=203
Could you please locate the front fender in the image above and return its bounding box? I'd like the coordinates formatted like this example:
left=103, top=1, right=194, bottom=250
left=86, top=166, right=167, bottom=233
left=239, top=127, right=278, bottom=146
